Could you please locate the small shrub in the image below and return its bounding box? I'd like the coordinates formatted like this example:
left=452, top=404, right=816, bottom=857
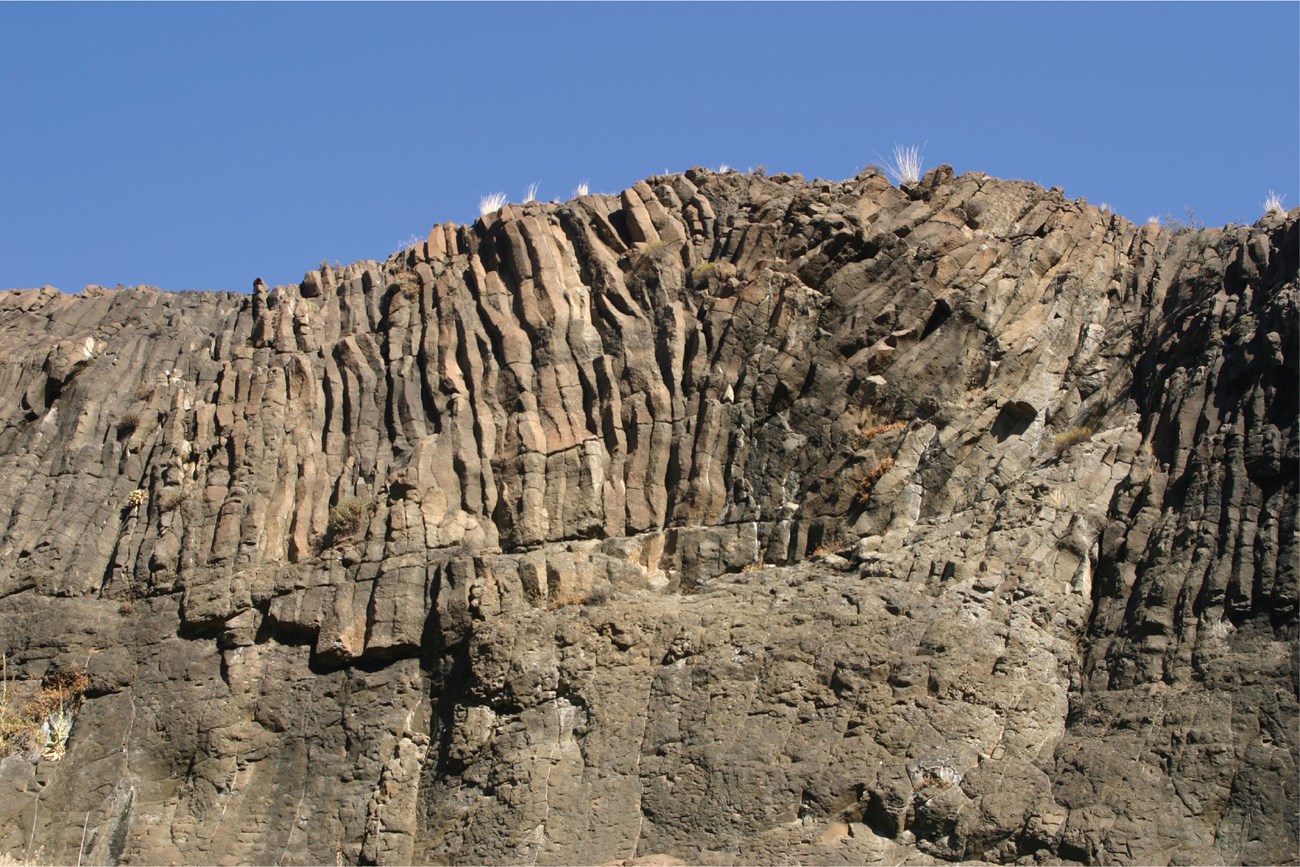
left=545, top=585, right=617, bottom=609
left=632, top=239, right=677, bottom=277
left=1227, top=312, right=1256, bottom=344
left=1160, top=207, right=1204, bottom=234
left=1206, top=618, right=1234, bottom=641
left=126, top=488, right=148, bottom=508
left=327, top=497, right=368, bottom=539
left=0, top=659, right=89, bottom=760
left=690, top=261, right=717, bottom=280
left=117, top=409, right=141, bottom=438
left=855, top=456, right=895, bottom=505
left=133, top=383, right=154, bottom=401
left=41, top=708, right=73, bottom=761
left=158, top=486, right=189, bottom=512
left=1052, top=427, right=1093, bottom=454
left=389, top=274, right=420, bottom=297
left=636, top=239, right=674, bottom=262
left=583, top=585, right=613, bottom=606
left=392, top=233, right=422, bottom=254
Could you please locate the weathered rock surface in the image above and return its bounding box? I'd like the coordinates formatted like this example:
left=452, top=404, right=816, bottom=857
left=0, top=166, right=1294, bottom=865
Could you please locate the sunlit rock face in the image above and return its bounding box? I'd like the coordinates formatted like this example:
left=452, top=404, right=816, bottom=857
left=0, top=166, right=1294, bottom=866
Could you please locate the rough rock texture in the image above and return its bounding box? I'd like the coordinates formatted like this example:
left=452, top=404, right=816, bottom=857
left=0, top=166, right=1294, bottom=865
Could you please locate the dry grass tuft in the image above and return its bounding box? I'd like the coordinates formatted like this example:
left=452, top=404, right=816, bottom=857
left=855, top=456, right=895, bottom=505
left=690, top=261, right=717, bottom=280
left=546, top=585, right=612, bottom=609
left=862, top=420, right=906, bottom=439
left=1052, top=427, right=1093, bottom=455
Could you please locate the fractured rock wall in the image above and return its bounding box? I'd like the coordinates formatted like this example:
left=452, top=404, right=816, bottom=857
left=0, top=166, right=1294, bottom=865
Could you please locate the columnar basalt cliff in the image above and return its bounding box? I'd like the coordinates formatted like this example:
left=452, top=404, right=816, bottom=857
left=0, top=166, right=1295, bottom=866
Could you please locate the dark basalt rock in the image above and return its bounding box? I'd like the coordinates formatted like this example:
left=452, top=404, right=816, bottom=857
left=0, top=166, right=1294, bottom=865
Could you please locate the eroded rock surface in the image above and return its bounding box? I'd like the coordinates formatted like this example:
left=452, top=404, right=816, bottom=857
left=0, top=166, right=1294, bottom=865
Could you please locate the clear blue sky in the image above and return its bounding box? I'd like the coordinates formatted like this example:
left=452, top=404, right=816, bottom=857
left=2, top=2, right=1296, bottom=294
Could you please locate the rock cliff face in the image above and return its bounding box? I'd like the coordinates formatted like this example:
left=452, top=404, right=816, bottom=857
left=0, top=166, right=1294, bottom=866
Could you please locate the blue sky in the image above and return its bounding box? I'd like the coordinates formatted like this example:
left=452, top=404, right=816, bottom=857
left=2, top=2, right=1296, bottom=294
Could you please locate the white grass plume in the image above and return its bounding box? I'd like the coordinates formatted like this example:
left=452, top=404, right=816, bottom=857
left=479, top=192, right=508, bottom=216
left=878, top=143, right=925, bottom=185
left=1264, top=191, right=1286, bottom=214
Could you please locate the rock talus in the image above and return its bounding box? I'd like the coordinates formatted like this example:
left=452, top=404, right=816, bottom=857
left=0, top=166, right=1295, bottom=865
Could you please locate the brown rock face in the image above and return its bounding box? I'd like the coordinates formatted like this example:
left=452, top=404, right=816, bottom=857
left=0, top=167, right=1294, bottom=865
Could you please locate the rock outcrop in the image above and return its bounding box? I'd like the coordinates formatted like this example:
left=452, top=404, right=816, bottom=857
left=0, top=166, right=1294, bottom=865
